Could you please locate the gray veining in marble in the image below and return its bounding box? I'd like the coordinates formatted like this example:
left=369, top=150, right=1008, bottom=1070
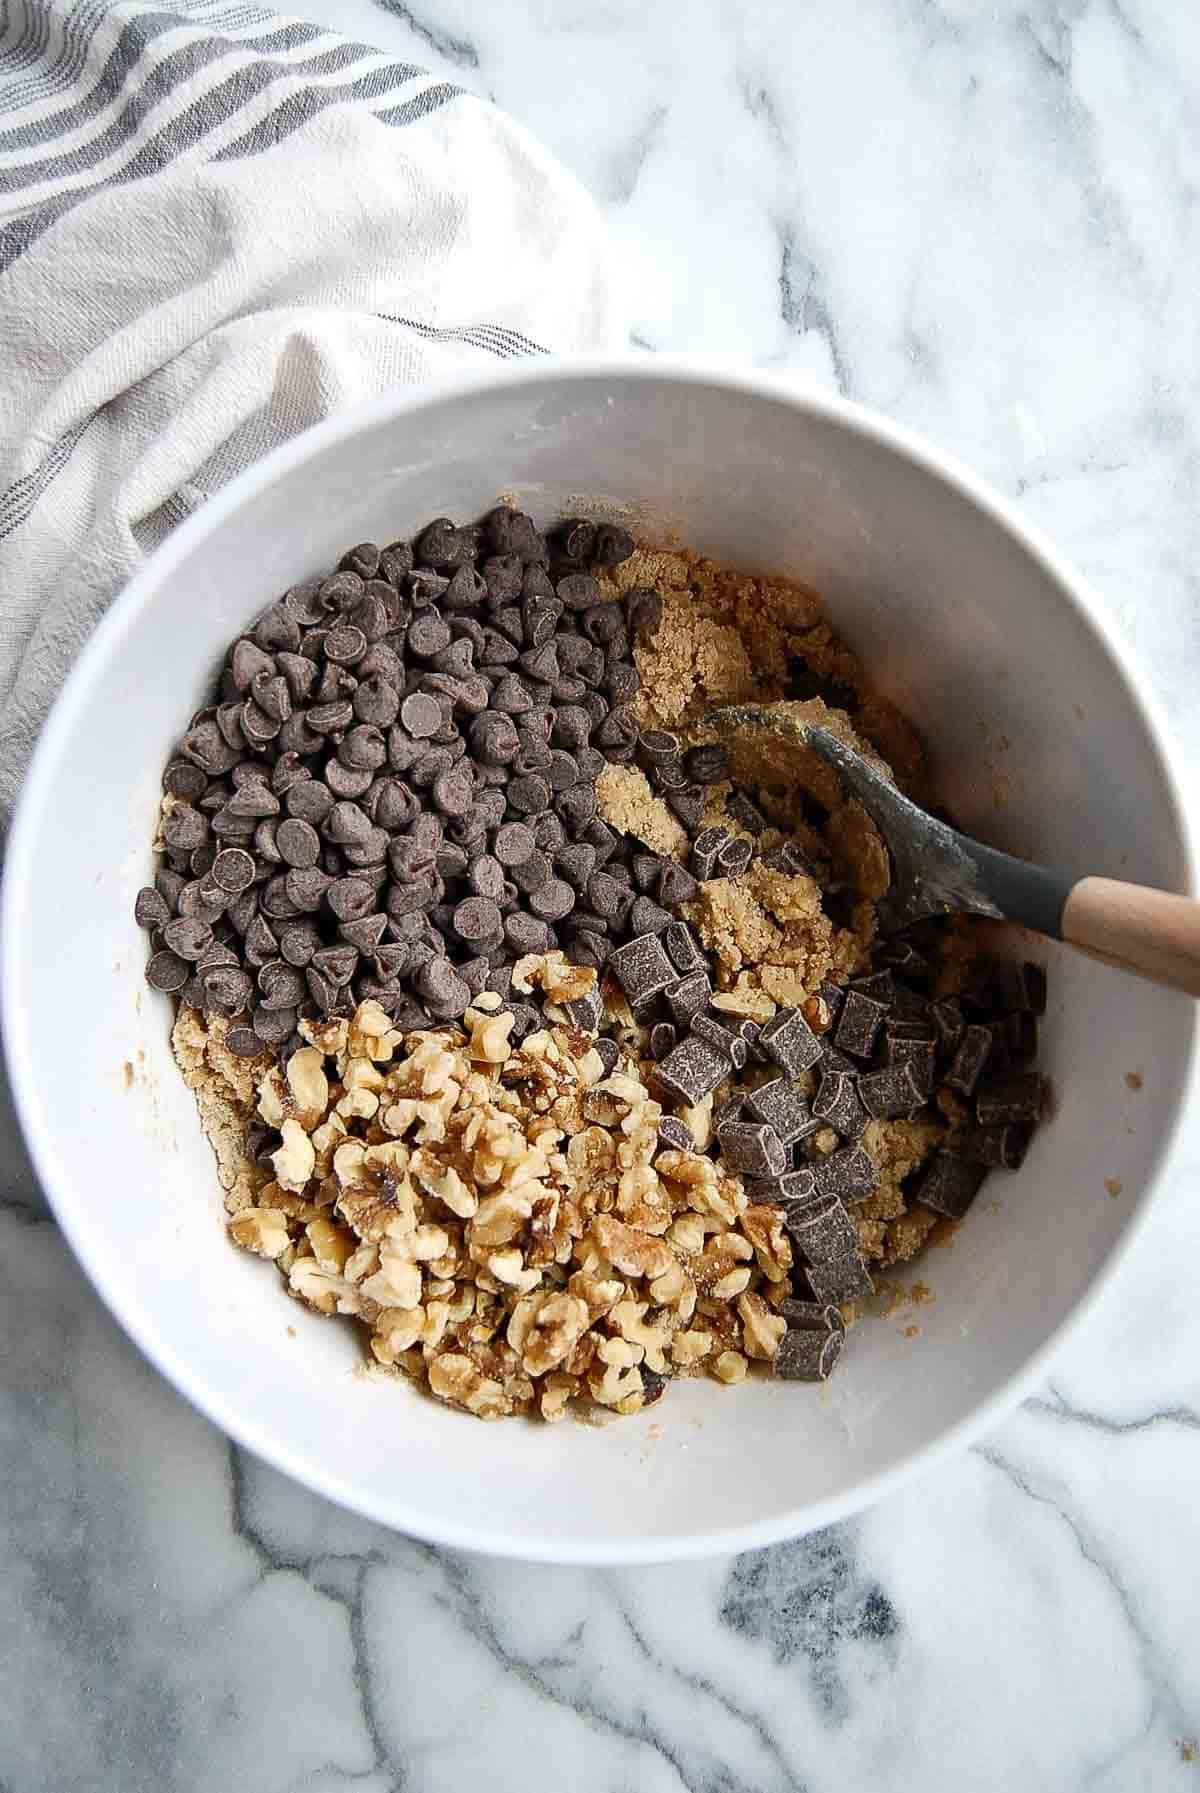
left=4, top=2, right=1200, bottom=1788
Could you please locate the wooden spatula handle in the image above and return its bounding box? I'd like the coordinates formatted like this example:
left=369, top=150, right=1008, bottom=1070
left=1061, top=877, right=1200, bottom=996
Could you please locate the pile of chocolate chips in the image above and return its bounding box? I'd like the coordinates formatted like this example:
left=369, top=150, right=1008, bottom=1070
left=133, top=507, right=678, bottom=1055
left=608, top=922, right=1048, bottom=1355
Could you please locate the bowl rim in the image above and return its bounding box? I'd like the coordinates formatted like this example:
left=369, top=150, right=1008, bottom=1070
left=5, top=354, right=1197, bottom=1564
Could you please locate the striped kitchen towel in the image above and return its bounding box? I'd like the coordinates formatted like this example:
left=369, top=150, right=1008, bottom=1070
left=0, top=0, right=622, bottom=822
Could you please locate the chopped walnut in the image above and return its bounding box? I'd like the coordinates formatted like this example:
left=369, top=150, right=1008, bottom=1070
left=184, top=975, right=794, bottom=1422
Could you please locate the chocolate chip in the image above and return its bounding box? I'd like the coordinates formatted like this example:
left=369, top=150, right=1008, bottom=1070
left=507, top=774, right=550, bottom=816
left=286, top=780, right=334, bottom=826
left=529, top=878, right=575, bottom=922
left=657, top=862, right=699, bottom=910
left=146, top=949, right=190, bottom=992
left=312, top=944, right=357, bottom=987
left=134, top=887, right=171, bottom=930
left=452, top=896, right=500, bottom=943
left=775, top=1326, right=844, bottom=1382
left=915, top=1152, right=987, bottom=1219
left=244, top=914, right=279, bottom=967
left=656, top=1034, right=730, bottom=1106
left=758, top=1007, right=822, bottom=1076
left=745, top=1077, right=820, bottom=1146
left=162, top=917, right=212, bottom=961
left=944, top=1023, right=993, bottom=1097
left=812, top=1145, right=876, bottom=1203
left=276, top=920, right=321, bottom=966
left=163, top=760, right=207, bottom=801
left=504, top=912, right=553, bottom=955
left=227, top=1025, right=266, bottom=1058
left=257, top=961, right=306, bottom=1010
left=717, top=1120, right=787, bottom=1178
left=327, top=878, right=376, bottom=922
left=414, top=955, right=471, bottom=1018
left=630, top=896, right=672, bottom=936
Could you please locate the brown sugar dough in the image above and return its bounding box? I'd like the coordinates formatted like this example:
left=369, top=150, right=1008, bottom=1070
left=173, top=1007, right=270, bottom=1215
left=595, top=764, right=688, bottom=858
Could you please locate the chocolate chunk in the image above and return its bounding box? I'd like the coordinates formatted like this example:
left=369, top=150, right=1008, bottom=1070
left=805, top=1254, right=874, bottom=1304
left=944, top=1023, right=993, bottom=1097
left=745, top=1077, right=820, bottom=1147
left=656, top=1034, right=730, bottom=1105
left=692, top=1010, right=747, bottom=1070
left=785, top=1191, right=859, bottom=1264
left=608, top=932, right=677, bottom=1007
left=928, top=996, right=965, bottom=1055
left=717, top=1120, right=787, bottom=1178
left=683, top=743, right=729, bottom=785
left=649, top=1021, right=678, bottom=1060
left=774, top=1324, right=845, bottom=1382
left=726, top=792, right=766, bottom=836
left=975, top=1072, right=1047, bottom=1126
left=664, top=970, right=711, bottom=1027
left=748, top=1166, right=816, bottom=1207
left=813, top=1145, right=876, bottom=1203
left=652, top=1114, right=693, bottom=1157
left=915, top=1152, right=987, bottom=1219
left=980, top=958, right=1047, bottom=1015
left=812, top=1068, right=868, bottom=1140
left=877, top=939, right=933, bottom=982
left=953, top=1122, right=1034, bottom=1171
left=593, top=1036, right=620, bottom=1075
left=884, top=1035, right=936, bottom=1093
left=712, top=1092, right=747, bottom=1133
left=758, top=1006, right=822, bottom=1076
left=858, top=1062, right=928, bottom=1120
left=834, top=989, right=888, bottom=1060
left=663, top=919, right=705, bottom=975
left=851, top=970, right=895, bottom=1004
left=691, top=827, right=729, bottom=880
left=779, top=1297, right=845, bottom=1334
left=1004, top=1010, right=1038, bottom=1064
left=667, top=786, right=706, bottom=833
left=760, top=842, right=811, bottom=877
left=657, top=861, right=699, bottom=911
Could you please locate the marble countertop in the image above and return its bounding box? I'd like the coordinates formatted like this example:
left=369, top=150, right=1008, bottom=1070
left=4, top=2, right=1200, bottom=1788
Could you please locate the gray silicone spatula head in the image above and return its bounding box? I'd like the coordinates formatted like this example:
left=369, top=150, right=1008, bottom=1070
left=703, top=705, right=1009, bottom=933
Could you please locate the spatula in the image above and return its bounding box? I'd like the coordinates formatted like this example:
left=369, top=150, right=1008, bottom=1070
left=704, top=705, right=1200, bottom=997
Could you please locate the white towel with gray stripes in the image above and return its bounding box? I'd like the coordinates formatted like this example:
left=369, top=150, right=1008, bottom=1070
left=0, top=0, right=622, bottom=821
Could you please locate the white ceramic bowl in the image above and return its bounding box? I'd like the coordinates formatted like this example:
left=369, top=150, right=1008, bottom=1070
left=4, top=360, right=1195, bottom=1563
